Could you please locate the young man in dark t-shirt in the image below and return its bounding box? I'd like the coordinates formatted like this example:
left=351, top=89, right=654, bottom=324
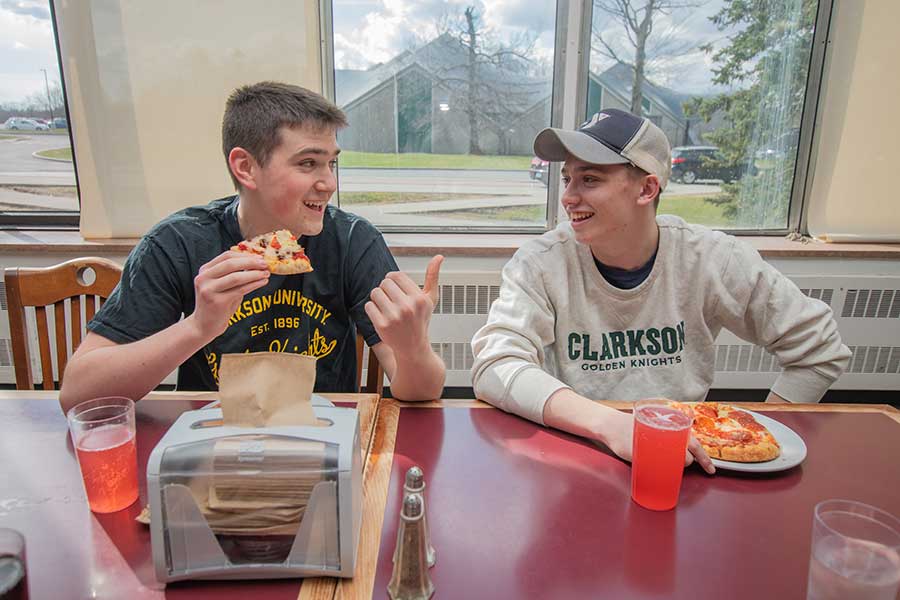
left=59, top=82, right=446, bottom=412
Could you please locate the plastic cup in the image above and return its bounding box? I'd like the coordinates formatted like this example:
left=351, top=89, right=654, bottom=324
left=0, top=528, right=28, bottom=600
left=66, top=397, right=139, bottom=513
left=630, top=399, right=693, bottom=511
left=806, top=499, right=900, bottom=600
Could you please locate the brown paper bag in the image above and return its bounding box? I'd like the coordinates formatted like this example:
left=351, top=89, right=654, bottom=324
left=205, top=352, right=327, bottom=539
left=218, top=352, right=318, bottom=427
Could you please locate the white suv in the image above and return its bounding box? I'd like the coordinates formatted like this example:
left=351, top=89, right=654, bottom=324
left=2, top=117, right=49, bottom=131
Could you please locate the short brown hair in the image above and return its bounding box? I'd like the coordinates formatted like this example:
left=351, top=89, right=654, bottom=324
left=222, top=81, right=348, bottom=189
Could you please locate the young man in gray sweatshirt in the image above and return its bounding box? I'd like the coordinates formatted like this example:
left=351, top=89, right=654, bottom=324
left=471, top=108, right=851, bottom=473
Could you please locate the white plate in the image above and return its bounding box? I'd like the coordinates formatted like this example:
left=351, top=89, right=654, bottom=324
left=708, top=409, right=807, bottom=473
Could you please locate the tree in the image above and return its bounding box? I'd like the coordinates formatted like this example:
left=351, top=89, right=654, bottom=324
left=592, top=0, right=703, bottom=115
left=685, top=0, right=817, bottom=226
left=23, top=81, right=65, bottom=115
left=0, top=81, right=65, bottom=120
left=433, top=6, right=542, bottom=155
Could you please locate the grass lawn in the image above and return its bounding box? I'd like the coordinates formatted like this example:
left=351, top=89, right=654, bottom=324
left=427, top=194, right=734, bottom=227
left=0, top=129, right=69, bottom=137
left=426, top=204, right=546, bottom=222
left=0, top=185, right=77, bottom=197
left=1, top=128, right=68, bottom=134
left=658, top=194, right=733, bottom=227
left=339, top=150, right=531, bottom=170
left=340, top=191, right=513, bottom=205
left=35, top=147, right=72, bottom=160
left=23, top=148, right=530, bottom=168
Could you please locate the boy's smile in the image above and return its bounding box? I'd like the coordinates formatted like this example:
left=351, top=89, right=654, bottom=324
left=237, top=125, right=340, bottom=238
left=561, top=158, right=660, bottom=269
left=561, top=160, right=641, bottom=242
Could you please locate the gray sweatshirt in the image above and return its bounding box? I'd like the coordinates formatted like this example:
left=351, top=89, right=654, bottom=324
left=471, top=215, right=851, bottom=425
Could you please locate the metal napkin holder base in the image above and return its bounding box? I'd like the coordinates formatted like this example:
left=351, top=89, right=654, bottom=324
left=146, top=405, right=362, bottom=582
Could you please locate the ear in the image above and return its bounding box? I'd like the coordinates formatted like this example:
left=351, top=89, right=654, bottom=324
left=228, top=147, right=258, bottom=190
left=636, top=174, right=660, bottom=208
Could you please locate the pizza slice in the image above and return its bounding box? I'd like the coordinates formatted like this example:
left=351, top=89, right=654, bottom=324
left=231, top=229, right=313, bottom=275
left=690, top=402, right=781, bottom=462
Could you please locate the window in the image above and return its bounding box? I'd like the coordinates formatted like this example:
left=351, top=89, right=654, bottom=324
left=588, top=0, right=825, bottom=230
left=330, top=1, right=558, bottom=230
left=0, top=0, right=77, bottom=226
left=0, top=1, right=829, bottom=234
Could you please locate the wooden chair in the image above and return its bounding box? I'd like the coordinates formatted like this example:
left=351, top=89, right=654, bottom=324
left=5, top=256, right=384, bottom=394
left=356, top=334, right=384, bottom=396
left=5, top=257, right=122, bottom=390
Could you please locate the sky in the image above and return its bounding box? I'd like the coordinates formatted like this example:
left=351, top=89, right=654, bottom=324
left=331, top=0, right=741, bottom=95
left=332, top=0, right=559, bottom=74
left=0, top=0, right=751, bottom=107
left=0, top=0, right=59, bottom=105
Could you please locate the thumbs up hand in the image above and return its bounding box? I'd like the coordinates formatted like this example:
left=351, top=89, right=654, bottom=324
left=422, top=255, right=443, bottom=306
left=365, top=255, right=444, bottom=356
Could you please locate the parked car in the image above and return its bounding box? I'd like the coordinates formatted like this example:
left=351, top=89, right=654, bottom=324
left=529, top=156, right=549, bottom=186
left=670, top=146, right=740, bottom=184
left=52, top=117, right=68, bottom=129
left=2, top=117, right=49, bottom=131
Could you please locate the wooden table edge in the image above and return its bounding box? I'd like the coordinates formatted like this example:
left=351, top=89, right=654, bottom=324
left=398, top=398, right=899, bottom=418
left=0, top=390, right=379, bottom=405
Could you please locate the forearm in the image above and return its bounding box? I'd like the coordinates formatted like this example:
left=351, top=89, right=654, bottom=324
left=543, top=388, right=629, bottom=446
left=59, top=317, right=209, bottom=413
left=765, top=391, right=790, bottom=404
left=387, top=345, right=446, bottom=402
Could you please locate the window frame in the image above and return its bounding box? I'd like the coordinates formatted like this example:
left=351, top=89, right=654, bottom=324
left=0, top=0, right=80, bottom=230
left=572, top=0, right=835, bottom=237
left=322, top=0, right=570, bottom=235
left=321, top=0, right=834, bottom=235
left=1, top=0, right=833, bottom=235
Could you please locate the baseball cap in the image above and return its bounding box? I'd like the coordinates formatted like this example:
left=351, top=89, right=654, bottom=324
left=534, top=108, right=672, bottom=189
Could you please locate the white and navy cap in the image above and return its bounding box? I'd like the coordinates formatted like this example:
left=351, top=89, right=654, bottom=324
left=534, top=108, right=672, bottom=190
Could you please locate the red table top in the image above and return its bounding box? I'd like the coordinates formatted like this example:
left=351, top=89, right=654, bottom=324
left=372, top=406, right=900, bottom=600
left=0, top=398, right=303, bottom=599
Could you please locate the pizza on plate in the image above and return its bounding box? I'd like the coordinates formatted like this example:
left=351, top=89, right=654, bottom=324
left=231, top=230, right=313, bottom=275
left=689, top=402, right=781, bottom=462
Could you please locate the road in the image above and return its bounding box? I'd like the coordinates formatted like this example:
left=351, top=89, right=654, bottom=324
left=0, top=133, right=721, bottom=221
left=339, top=167, right=720, bottom=197
left=0, top=132, right=75, bottom=185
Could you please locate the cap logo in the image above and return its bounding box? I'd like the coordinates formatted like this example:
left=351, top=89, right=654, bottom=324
left=579, top=112, right=611, bottom=129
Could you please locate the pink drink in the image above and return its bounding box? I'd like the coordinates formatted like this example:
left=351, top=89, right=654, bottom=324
left=631, top=403, right=692, bottom=511
left=75, top=424, right=138, bottom=513
left=807, top=535, right=900, bottom=600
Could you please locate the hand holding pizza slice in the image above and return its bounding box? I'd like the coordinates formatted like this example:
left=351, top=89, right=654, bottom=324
left=231, top=229, right=313, bottom=275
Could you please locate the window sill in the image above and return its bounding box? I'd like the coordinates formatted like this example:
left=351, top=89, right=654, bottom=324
left=0, top=229, right=898, bottom=259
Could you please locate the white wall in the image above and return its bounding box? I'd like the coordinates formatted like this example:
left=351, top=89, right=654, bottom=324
left=55, top=0, right=323, bottom=239
left=1, top=252, right=898, bottom=391
left=806, top=0, right=900, bottom=241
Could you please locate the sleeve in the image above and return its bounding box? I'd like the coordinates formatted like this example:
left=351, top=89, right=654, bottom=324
left=710, top=237, right=852, bottom=403
left=87, top=234, right=187, bottom=344
left=471, top=251, right=571, bottom=425
left=344, top=224, right=399, bottom=347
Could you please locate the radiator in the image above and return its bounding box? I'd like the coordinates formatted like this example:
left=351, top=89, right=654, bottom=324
left=1, top=255, right=898, bottom=391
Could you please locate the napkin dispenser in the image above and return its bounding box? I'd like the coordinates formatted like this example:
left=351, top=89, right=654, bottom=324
left=146, top=404, right=362, bottom=582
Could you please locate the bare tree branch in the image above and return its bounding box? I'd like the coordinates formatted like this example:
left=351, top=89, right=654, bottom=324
left=591, top=0, right=705, bottom=114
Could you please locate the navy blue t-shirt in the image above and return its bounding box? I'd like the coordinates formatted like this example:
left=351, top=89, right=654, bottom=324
left=89, top=196, right=397, bottom=392
left=594, top=250, right=657, bottom=290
